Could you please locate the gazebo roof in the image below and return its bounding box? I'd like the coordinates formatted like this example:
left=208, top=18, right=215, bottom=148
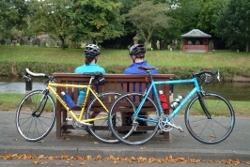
left=181, top=29, right=211, bottom=38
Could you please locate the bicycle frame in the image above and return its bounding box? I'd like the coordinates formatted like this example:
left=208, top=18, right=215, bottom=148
left=46, top=81, right=109, bottom=124
left=135, top=77, right=202, bottom=123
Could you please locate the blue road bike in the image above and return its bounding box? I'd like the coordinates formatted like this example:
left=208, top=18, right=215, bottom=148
left=108, top=67, right=235, bottom=145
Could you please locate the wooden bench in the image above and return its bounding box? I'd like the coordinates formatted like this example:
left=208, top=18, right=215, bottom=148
left=52, top=73, right=174, bottom=140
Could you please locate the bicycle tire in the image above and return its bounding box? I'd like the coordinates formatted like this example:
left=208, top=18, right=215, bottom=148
left=85, top=91, right=121, bottom=143
left=16, top=90, right=56, bottom=142
left=108, top=92, right=160, bottom=145
left=185, top=91, right=235, bottom=144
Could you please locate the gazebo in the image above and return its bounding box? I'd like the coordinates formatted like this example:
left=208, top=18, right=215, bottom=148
left=181, top=29, right=211, bottom=52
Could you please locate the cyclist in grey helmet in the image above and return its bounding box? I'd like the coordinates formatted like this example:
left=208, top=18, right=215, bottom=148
left=74, top=44, right=106, bottom=74
left=120, top=44, right=158, bottom=133
left=124, top=44, right=158, bottom=74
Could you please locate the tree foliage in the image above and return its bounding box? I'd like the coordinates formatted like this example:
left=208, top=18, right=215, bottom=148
left=125, top=1, right=171, bottom=46
left=215, top=0, right=250, bottom=53
left=0, top=0, right=28, bottom=38
left=28, top=0, right=73, bottom=49
left=197, top=0, right=227, bottom=36
left=70, top=0, right=125, bottom=43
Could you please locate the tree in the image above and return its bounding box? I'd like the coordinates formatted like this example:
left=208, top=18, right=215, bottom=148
left=70, top=0, right=125, bottom=43
left=0, top=0, right=28, bottom=39
left=28, top=0, right=73, bottom=49
left=125, top=0, right=171, bottom=47
left=197, top=0, right=228, bottom=36
left=169, top=0, right=201, bottom=35
left=215, top=0, right=250, bottom=53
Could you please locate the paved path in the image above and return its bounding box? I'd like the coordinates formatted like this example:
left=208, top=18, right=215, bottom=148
left=0, top=111, right=249, bottom=161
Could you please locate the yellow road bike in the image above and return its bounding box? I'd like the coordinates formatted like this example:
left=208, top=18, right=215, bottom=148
left=16, top=68, right=120, bottom=143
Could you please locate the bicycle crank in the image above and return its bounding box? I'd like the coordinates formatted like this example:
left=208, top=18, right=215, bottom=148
left=158, top=115, right=183, bottom=132
left=66, top=116, right=92, bottom=129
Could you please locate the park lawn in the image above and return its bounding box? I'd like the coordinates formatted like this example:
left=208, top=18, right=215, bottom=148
left=0, top=45, right=249, bottom=69
left=0, top=93, right=25, bottom=111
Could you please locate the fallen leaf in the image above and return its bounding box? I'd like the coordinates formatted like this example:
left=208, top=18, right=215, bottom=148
left=33, top=160, right=39, bottom=165
left=113, top=161, right=119, bottom=164
left=140, top=147, right=146, bottom=150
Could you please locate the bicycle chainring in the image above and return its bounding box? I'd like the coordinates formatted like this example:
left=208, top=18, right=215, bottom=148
left=72, top=115, right=86, bottom=129
left=158, top=114, right=174, bottom=132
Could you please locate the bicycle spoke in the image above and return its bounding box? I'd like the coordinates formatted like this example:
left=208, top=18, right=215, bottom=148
left=185, top=92, right=235, bottom=144
left=16, top=90, right=56, bottom=142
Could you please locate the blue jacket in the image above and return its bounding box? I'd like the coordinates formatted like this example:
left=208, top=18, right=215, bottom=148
left=123, top=61, right=158, bottom=99
left=124, top=61, right=158, bottom=74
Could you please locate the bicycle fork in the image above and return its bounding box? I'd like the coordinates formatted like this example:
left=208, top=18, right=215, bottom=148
left=197, top=91, right=212, bottom=119
left=32, top=90, right=49, bottom=117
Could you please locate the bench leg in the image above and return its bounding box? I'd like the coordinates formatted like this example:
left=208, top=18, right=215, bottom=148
left=56, top=110, right=62, bottom=138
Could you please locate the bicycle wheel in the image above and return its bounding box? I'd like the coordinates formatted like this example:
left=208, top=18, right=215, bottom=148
left=185, top=91, right=235, bottom=144
left=108, top=92, right=160, bottom=145
left=85, top=91, right=121, bottom=143
left=16, top=90, right=56, bottom=142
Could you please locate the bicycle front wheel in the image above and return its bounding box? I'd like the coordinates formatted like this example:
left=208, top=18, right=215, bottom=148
left=185, top=92, right=235, bottom=144
left=85, top=91, right=121, bottom=143
left=108, top=92, right=160, bottom=145
left=16, top=90, right=56, bottom=142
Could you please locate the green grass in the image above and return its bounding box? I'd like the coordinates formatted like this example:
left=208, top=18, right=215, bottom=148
left=1, top=45, right=250, bottom=69
left=0, top=93, right=25, bottom=111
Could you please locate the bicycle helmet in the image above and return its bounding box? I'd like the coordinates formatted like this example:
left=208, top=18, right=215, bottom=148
left=84, top=44, right=100, bottom=58
left=129, top=44, right=146, bottom=58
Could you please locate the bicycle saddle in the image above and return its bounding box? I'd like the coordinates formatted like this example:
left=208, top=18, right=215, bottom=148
left=138, top=66, right=156, bottom=71
left=82, top=72, right=103, bottom=77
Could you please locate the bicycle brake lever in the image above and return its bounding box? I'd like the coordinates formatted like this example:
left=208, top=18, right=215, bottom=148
left=23, top=74, right=32, bottom=82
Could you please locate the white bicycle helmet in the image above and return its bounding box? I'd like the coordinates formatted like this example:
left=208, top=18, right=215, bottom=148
left=84, top=44, right=100, bottom=58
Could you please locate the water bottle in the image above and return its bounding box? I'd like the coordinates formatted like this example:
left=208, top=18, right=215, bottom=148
left=159, top=90, right=169, bottom=110
left=77, top=90, right=86, bottom=107
left=61, top=91, right=76, bottom=109
left=170, top=95, right=184, bottom=110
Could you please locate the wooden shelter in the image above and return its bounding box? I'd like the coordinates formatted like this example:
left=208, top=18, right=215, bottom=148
left=181, top=29, right=211, bottom=52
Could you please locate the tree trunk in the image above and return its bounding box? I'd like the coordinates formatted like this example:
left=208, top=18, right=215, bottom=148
left=151, top=38, right=157, bottom=50
left=59, top=35, right=65, bottom=50
left=246, top=40, right=249, bottom=54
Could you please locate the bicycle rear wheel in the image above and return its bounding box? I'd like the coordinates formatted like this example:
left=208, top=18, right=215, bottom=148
left=108, top=92, right=160, bottom=145
left=16, top=90, right=56, bottom=142
left=185, top=91, right=235, bottom=144
left=85, top=91, right=121, bottom=143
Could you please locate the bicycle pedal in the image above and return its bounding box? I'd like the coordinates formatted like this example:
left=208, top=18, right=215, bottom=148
left=178, top=126, right=184, bottom=132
